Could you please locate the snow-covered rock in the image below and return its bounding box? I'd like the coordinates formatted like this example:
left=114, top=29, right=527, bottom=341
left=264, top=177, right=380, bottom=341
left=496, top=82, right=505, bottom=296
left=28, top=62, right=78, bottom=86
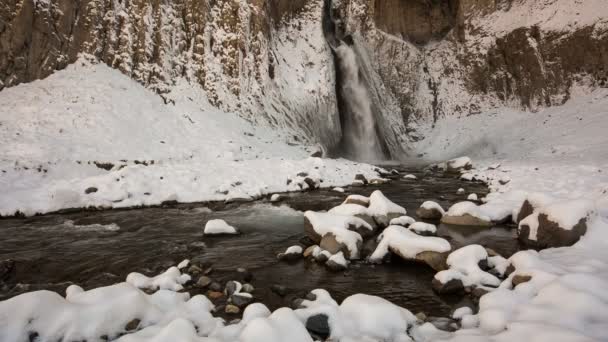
left=415, top=201, right=445, bottom=220
left=367, top=190, right=407, bottom=227
left=270, top=194, right=282, bottom=202
left=328, top=203, right=377, bottom=233
left=303, top=211, right=366, bottom=259
left=433, top=245, right=501, bottom=294
left=369, top=226, right=451, bottom=271
left=326, top=252, right=349, bottom=272
left=446, top=157, right=473, bottom=173
left=467, top=193, right=478, bottom=201
left=403, top=174, right=417, bottom=180
left=389, top=215, right=416, bottom=227
left=277, top=245, right=303, bottom=262
left=518, top=199, right=596, bottom=248
left=343, top=194, right=370, bottom=207
left=409, top=222, right=437, bottom=236
left=204, top=219, right=239, bottom=235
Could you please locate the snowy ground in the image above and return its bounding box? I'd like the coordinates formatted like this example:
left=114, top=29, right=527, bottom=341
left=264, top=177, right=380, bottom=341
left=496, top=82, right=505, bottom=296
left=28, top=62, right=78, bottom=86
left=0, top=57, right=378, bottom=217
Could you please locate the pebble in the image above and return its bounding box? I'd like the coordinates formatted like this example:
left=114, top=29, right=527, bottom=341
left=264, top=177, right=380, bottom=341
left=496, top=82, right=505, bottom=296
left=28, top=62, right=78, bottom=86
left=242, top=283, right=255, bottom=293
left=196, top=276, right=212, bottom=288
left=225, top=304, right=240, bottom=314
left=225, top=280, right=240, bottom=296
left=207, top=291, right=224, bottom=299
left=125, top=318, right=140, bottom=331
left=209, top=281, right=222, bottom=292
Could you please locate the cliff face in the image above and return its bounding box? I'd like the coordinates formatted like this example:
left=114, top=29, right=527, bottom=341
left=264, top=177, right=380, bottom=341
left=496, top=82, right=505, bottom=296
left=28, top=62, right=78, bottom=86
left=0, top=0, right=341, bottom=148
left=334, top=0, right=608, bottom=144
left=1, top=0, right=607, bottom=156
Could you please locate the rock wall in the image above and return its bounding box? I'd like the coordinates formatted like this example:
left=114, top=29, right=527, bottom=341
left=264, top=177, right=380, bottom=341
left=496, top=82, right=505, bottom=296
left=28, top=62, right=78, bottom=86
left=333, top=0, right=608, bottom=146
left=1, top=0, right=607, bottom=156
left=0, top=0, right=341, bottom=149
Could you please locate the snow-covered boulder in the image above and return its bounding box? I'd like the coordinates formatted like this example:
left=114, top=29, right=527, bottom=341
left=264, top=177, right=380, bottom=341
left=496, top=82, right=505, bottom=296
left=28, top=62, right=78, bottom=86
left=270, top=194, right=282, bottom=202
left=415, top=201, right=445, bottom=220
left=343, top=194, right=369, bottom=207
left=204, top=219, right=239, bottom=235
left=320, top=233, right=361, bottom=260
left=457, top=188, right=465, bottom=195
left=368, top=190, right=407, bottom=228
left=328, top=203, right=377, bottom=234
left=277, top=245, right=303, bottom=262
left=303, top=211, right=365, bottom=259
left=513, top=192, right=556, bottom=224
left=325, top=252, right=349, bottom=272
left=403, top=174, right=417, bottom=180
left=409, top=222, right=437, bottom=236
left=446, top=157, right=472, bottom=173
left=369, top=226, right=451, bottom=271
left=442, top=204, right=492, bottom=227
left=467, top=193, right=478, bottom=201
left=432, top=245, right=501, bottom=294
left=389, top=215, right=416, bottom=227
left=518, top=199, right=596, bottom=248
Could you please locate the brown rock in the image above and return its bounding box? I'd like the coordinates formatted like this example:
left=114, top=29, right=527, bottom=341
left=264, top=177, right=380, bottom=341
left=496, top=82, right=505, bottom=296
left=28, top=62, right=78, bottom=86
left=516, top=199, right=535, bottom=224
left=432, top=278, right=464, bottom=295
left=207, top=291, right=224, bottom=299
left=512, top=274, right=532, bottom=287
left=303, top=245, right=318, bottom=258
left=320, top=233, right=359, bottom=260
left=416, top=207, right=444, bottom=220
left=519, top=213, right=588, bottom=249
left=414, top=251, right=450, bottom=272
left=304, top=216, right=322, bottom=243
left=441, top=214, right=493, bottom=227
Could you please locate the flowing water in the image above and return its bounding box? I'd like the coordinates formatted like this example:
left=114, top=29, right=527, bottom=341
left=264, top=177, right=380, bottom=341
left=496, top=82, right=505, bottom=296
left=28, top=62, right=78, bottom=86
left=0, top=166, right=521, bottom=317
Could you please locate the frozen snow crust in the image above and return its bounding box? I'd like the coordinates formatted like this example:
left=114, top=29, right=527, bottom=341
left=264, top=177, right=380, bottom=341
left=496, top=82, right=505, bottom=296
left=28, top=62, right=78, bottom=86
left=0, top=59, right=379, bottom=217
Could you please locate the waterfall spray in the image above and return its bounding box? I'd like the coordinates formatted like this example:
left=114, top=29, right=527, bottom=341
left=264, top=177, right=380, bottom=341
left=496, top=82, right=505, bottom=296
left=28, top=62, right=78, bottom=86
left=334, top=44, right=384, bottom=161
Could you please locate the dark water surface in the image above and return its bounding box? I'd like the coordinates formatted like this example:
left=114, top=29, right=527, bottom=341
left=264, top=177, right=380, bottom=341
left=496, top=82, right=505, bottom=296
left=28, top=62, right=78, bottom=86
left=0, top=166, right=520, bottom=317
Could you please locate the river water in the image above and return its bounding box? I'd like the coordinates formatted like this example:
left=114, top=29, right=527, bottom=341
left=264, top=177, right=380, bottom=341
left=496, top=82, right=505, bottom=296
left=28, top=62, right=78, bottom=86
left=0, top=166, right=520, bottom=317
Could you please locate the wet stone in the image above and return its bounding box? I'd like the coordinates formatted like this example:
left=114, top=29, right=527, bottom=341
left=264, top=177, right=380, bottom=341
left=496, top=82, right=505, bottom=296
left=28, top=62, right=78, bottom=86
left=270, top=284, right=288, bottom=297
left=306, top=314, right=330, bottom=340
left=225, top=281, right=239, bottom=296
left=196, top=276, right=212, bottom=288
left=225, top=304, right=240, bottom=314
left=209, top=281, right=222, bottom=292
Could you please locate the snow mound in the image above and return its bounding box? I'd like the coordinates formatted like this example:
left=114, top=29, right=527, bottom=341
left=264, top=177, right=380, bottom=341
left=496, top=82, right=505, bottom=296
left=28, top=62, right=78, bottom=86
left=368, top=190, right=407, bottom=217
left=403, top=174, right=417, bottom=180
left=204, top=219, right=239, bottom=235
left=370, top=226, right=451, bottom=262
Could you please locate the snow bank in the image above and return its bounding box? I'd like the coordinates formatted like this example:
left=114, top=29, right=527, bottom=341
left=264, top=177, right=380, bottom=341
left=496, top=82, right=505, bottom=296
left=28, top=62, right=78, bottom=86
left=0, top=60, right=380, bottom=217
left=370, top=226, right=451, bottom=262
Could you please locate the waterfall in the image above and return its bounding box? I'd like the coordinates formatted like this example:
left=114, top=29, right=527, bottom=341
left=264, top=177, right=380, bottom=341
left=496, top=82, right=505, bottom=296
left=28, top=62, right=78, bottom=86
left=334, top=44, right=385, bottom=161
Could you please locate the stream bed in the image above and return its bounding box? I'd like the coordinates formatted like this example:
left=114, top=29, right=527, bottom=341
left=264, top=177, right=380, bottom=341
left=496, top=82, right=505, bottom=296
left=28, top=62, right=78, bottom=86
left=0, top=166, right=521, bottom=318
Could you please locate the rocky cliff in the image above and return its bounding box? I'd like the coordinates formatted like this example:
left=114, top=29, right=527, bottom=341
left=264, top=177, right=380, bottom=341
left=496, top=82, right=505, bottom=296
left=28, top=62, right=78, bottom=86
left=1, top=0, right=607, bottom=157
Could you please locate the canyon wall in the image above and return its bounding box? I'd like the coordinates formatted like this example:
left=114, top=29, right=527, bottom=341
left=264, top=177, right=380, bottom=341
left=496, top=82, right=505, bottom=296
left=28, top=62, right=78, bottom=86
left=1, top=0, right=607, bottom=156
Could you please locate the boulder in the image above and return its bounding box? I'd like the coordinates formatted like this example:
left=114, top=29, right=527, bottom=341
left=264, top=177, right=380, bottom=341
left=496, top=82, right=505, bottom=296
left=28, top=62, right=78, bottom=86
left=519, top=212, right=589, bottom=249
left=416, top=207, right=443, bottom=220
left=446, top=157, right=473, bottom=173
left=304, top=216, right=322, bottom=243
left=516, top=199, right=535, bottom=224
left=320, top=233, right=357, bottom=259
left=343, top=195, right=370, bottom=207
left=306, top=314, right=330, bottom=340
left=432, top=277, right=464, bottom=295
left=414, top=251, right=449, bottom=272
left=354, top=174, right=368, bottom=185
left=441, top=214, right=493, bottom=227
